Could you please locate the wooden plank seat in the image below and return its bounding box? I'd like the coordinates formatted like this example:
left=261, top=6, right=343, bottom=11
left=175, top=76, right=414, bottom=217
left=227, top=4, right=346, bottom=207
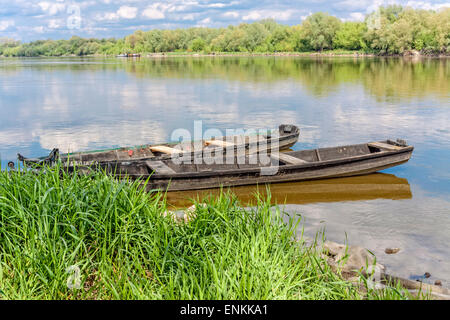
left=270, top=153, right=309, bottom=165
left=145, top=161, right=176, bottom=174
left=204, top=140, right=235, bottom=148
left=149, top=146, right=182, bottom=154
left=368, top=142, right=404, bottom=151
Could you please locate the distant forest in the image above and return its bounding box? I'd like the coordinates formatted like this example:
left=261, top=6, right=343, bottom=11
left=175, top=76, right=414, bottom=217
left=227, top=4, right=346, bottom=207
left=1, top=5, right=449, bottom=57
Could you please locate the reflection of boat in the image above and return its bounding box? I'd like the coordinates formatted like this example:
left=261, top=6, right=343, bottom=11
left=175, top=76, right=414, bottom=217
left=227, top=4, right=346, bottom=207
left=166, top=173, right=412, bottom=208
left=116, top=53, right=141, bottom=58
left=18, top=124, right=300, bottom=166
left=99, top=139, right=413, bottom=192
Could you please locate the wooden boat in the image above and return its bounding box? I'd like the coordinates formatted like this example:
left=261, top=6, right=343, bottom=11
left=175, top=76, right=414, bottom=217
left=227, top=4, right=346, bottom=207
left=116, top=53, right=141, bottom=58
left=17, top=124, right=300, bottom=167
left=89, top=139, right=414, bottom=192
left=166, top=173, right=412, bottom=208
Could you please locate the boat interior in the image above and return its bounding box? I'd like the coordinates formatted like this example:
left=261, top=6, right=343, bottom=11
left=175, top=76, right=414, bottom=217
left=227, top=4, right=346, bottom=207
left=97, top=140, right=409, bottom=176
left=63, top=125, right=298, bottom=164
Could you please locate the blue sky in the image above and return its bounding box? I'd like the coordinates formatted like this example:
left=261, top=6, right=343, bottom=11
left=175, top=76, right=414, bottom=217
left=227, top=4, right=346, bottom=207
left=1, top=0, right=449, bottom=42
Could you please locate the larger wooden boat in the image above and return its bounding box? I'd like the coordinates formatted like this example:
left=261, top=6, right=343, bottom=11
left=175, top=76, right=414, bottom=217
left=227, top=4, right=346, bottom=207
left=89, top=139, right=414, bottom=191
left=18, top=124, right=300, bottom=167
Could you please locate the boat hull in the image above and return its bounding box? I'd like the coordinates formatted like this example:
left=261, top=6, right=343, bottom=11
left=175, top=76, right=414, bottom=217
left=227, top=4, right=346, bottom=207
left=138, top=145, right=413, bottom=191
left=19, top=124, right=300, bottom=167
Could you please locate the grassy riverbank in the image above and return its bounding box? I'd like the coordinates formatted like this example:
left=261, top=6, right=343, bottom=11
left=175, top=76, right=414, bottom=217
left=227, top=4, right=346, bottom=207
left=148, top=50, right=370, bottom=57
left=0, top=166, right=424, bottom=299
left=146, top=50, right=449, bottom=58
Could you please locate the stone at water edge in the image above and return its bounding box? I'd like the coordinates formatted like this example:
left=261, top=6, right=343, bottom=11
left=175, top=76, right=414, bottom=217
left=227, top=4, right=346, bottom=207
left=161, top=204, right=207, bottom=224
left=183, top=204, right=207, bottom=223
left=322, top=241, right=385, bottom=279
left=435, top=280, right=442, bottom=286
left=385, top=248, right=401, bottom=254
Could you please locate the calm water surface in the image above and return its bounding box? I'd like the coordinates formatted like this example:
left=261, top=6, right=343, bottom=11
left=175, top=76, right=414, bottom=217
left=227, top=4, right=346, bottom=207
left=0, top=56, right=449, bottom=285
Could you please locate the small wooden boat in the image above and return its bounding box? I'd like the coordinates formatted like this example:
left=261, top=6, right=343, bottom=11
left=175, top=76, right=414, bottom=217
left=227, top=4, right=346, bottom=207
left=89, top=139, right=414, bottom=191
left=18, top=124, right=300, bottom=167
left=116, top=53, right=141, bottom=58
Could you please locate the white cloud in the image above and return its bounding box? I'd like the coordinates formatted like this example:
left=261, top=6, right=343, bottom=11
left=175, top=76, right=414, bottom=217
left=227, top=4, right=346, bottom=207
left=207, top=3, right=227, bottom=8
left=181, top=14, right=195, bottom=21
left=223, top=11, right=239, bottom=19
left=37, top=1, right=66, bottom=16
left=96, top=5, right=138, bottom=21
left=333, top=0, right=374, bottom=12
left=243, top=10, right=294, bottom=21
left=117, top=5, right=138, bottom=19
left=405, top=1, right=450, bottom=10
left=0, top=20, right=15, bottom=31
left=142, top=6, right=165, bottom=20
left=197, top=17, right=211, bottom=26
left=48, top=19, right=59, bottom=29
left=242, top=11, right=262, bottom=21
left=95, top=12, right=119, bottom=21
left=33, top=26, right=45, bottom=33
left=349, top=12, right=365, bottom=21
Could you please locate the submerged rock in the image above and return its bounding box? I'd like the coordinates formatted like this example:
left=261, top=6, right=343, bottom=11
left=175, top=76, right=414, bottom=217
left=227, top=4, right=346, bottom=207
left=183, top=204, right=206, bottom=223
left=322, top=241, right=384, bottom=278
left=321, top=241, right=450, bottom=299
left=385, top=247, right=401, bottom=254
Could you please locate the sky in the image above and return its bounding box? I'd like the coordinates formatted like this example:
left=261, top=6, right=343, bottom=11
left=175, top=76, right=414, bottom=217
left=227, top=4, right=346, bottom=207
left=0, top=0, right=449, bottom=42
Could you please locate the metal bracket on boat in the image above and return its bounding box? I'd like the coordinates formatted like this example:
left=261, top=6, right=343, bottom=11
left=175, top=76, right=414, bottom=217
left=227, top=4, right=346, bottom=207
left=17, top=148, right=60, bottom=166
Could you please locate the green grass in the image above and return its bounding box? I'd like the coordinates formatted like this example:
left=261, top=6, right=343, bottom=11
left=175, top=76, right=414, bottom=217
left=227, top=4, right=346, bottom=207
left=0, top=165, right=425, bottom=299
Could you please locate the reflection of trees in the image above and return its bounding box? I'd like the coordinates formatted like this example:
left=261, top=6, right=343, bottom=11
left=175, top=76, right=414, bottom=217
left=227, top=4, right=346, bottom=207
left=360, top=58, right=449, bottom=102
left=2, top=57, right=448, bottom=101
left=125, top=57, right=449, bottom=101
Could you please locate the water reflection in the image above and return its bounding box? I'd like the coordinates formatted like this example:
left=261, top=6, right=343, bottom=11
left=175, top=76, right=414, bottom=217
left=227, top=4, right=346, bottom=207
left=166, top=173, right=412, bottom=208
left=1, top=57, right=448, bottom=100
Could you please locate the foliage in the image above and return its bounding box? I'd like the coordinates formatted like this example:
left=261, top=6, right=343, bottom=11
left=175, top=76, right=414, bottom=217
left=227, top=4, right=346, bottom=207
left=1, top=6, right=449, bottom=57
left=334, top=22, right=367, bottom=50
left=300, top=13, right=342, bottom=51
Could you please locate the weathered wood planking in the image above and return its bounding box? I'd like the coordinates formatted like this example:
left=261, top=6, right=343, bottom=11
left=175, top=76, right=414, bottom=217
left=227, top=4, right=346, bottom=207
left=104, top=139, right=414, bottom=192
left=149, top=146, right=182, bottom=154
left=204, top=140, right=235, bottom=147
left=271, top=153, right=309, bottom=165
left=368, top=142, right=404, bottom=151
left=145, top=160, right=176, bottom=174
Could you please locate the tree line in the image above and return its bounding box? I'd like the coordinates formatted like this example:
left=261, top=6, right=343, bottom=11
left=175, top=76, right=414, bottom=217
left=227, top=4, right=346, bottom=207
left=1, top=5, right=449, bottom=57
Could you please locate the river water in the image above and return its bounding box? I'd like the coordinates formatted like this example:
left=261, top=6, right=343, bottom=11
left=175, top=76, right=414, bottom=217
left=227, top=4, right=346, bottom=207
left=0, top=56, right=449, bottom=286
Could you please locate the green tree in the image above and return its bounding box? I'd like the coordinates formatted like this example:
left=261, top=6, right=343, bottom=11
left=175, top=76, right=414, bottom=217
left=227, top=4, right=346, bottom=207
left=189, top=38, right=206, bottom=52
left=300, top=12, right=342, bottom=51
left=334, top=22, right=367, bottom=50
